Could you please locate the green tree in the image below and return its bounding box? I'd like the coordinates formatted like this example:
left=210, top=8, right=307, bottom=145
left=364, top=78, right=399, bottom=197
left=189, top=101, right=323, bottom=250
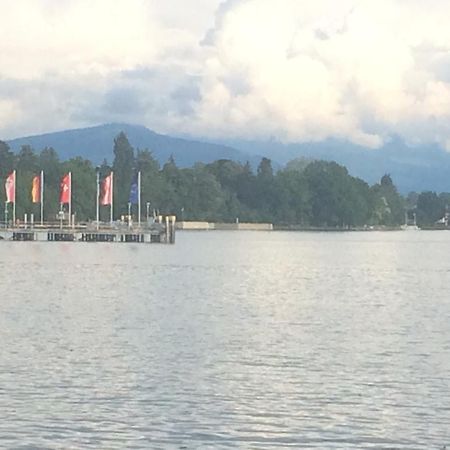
left=284, top=157, right=313, bottom=173
left=63, top=158, right=96, bottom=221
left=255, top=157, right=276, bottom=221
left=0, top=141, right=15, bottom=211
left=371, top=174, right=404, bottom=226
left=273, top=169, right=311, bottom=225
left=179, top=165, right=227, bottom=220
left=159, top=155, right=182, bottom=214
left=236, top=161, right=257, bottom=219
left=135, top=149, right=159, bottom=218
left=17, top=145, right=39, bottom=173
left=205, top=159, right=252, bottom=220
left=206, top=159, right=243, bottom=192
left=416, top=191, right=443, bottom=225
left=39, top=147, right=61, bottom=221
left=112, top=132, right=135, bottom=217
left=303, top=161, right=371, bottom=227
left=15, top=145, right=39, bottom=220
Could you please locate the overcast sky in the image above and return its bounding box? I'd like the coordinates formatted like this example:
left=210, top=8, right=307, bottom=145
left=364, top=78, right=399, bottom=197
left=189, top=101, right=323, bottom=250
left=1, top=0, right=450, bottom=149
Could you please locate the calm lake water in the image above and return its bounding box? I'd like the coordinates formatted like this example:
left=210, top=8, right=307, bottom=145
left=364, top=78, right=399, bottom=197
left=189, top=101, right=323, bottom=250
left=0, top=230, right=449, bottom=449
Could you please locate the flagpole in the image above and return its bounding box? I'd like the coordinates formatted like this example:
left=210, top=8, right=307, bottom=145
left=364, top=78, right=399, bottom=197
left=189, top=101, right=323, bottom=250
left=96, top=169, right=100, bottom=230
left=138, top=171, right=141, bottom=227
left=12, top=170, right=16, bottom=226
left=40, top=170, right=44, bottom=226
left=110, top=172, right=114, bottom=225
left=68, top=171, right=72, bottom=227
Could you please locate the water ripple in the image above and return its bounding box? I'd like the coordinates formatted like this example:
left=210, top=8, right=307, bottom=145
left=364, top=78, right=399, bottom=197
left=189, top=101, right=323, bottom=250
left=0, top=232, right=450, bottom=448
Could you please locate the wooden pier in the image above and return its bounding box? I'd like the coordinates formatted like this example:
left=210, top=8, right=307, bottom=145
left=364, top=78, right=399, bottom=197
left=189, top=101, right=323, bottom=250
left=0, top=216, right=176, bottom=244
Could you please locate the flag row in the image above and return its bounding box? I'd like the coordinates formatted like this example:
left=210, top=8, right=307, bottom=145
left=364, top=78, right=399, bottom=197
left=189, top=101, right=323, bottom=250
left=4, top=171, right=126, bottom=206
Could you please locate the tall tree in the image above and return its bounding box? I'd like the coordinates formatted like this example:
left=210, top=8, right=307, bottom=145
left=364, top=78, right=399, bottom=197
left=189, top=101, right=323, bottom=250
left=371, top=174, right=404, bottom=226
left=15, top=145, right=39, bottom=220
left=255, top=157, right=275, bottom=221
left=17, top=145, right=39, bottom=173
left=160, top=155, right=182, bottom=213
left=236, top=161, right=256, bottom=211
left=63, top=157, right=96, bottom=221
left=112, top=132, right=135, bottom=217
left=136, top=149, right=163, bottom=218
left=39, top=147, right=61, bottom=221
left=303, top=161, right=371, bottom=227
left=0, top=141, right=15, bottom=206
left=0, top=141, right=15, bottom=222
left=416, top=191, right=443, bottom=225
left=274, top=169, right=311, bottom=225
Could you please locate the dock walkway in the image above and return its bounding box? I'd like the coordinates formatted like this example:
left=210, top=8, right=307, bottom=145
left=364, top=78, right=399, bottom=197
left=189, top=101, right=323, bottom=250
left=0, top=216, right=176, bottom=244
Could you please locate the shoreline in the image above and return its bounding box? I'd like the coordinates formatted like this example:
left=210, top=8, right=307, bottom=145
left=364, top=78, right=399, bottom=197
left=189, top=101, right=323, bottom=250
left=177, top=221, right=411, bottom=232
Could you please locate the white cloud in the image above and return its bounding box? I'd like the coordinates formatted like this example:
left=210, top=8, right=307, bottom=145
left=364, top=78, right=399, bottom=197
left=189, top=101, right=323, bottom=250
left=1, top=0, right=450, bottom=150
left=195, top=0, right=450, bottom=148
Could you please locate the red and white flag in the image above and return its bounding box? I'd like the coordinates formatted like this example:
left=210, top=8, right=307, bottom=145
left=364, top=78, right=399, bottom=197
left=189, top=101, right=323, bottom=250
left=100, top=173, right=113, bottom=206
left=5, top=171, right=15, bottom=204
left=60, top=173, right=71, bottom=204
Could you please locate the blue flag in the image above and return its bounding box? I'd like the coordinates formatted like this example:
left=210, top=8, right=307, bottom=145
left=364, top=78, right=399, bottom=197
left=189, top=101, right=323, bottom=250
left=129, top=174, right=138, bottom=204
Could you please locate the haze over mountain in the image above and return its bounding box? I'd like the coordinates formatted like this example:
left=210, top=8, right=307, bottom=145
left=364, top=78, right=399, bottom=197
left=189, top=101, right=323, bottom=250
left=6, top=123, right=450, bottom=194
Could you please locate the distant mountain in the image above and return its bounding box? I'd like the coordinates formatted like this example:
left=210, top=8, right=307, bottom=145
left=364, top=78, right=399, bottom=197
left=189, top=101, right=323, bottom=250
left=6, top=123, right=450, bottom=193
left=6, top=123, right=262, bottom=168
left=217, top=136, right=450, bottom=194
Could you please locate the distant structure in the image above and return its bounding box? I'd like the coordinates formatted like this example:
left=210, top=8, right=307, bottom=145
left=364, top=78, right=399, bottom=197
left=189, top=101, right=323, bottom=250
left=402, top=209, right=420, bottom=230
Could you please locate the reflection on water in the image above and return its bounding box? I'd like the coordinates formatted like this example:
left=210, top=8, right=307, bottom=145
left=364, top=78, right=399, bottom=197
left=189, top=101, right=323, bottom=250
left=0, top=231, right=449, bottom=448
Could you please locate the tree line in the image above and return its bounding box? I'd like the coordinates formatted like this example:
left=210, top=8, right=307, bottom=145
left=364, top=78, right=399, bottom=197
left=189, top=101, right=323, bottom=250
left=0, top=132, right=448, bottom=227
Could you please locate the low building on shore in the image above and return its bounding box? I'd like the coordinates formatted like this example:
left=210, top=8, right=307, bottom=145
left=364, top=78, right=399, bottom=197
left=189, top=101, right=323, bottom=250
left=177, top=221, right=273, bottom=231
